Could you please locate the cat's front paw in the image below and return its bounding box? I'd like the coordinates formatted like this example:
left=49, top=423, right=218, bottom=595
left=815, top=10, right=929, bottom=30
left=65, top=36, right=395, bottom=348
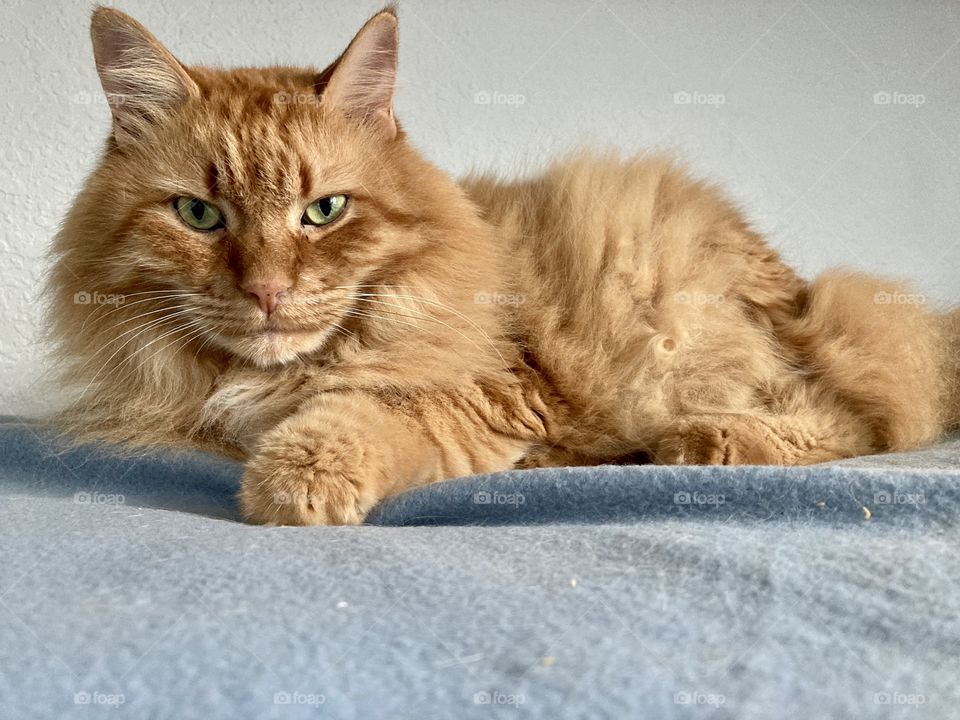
left=654, top=415, right=781, bottom=466
left=239, top=430, right=381, bottom=526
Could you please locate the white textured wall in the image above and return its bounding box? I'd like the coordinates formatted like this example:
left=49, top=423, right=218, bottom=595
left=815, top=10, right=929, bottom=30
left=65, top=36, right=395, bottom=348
left=1, top=0, right=959, bottom=415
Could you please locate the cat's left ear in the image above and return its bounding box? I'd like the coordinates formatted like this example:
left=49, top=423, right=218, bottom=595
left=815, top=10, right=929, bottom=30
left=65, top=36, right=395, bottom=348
left=317, top=8, right=399, bottom=139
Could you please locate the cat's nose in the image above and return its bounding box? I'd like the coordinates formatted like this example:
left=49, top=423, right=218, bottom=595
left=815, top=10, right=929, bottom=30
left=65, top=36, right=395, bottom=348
left=242, top=278, right=291, bottom=317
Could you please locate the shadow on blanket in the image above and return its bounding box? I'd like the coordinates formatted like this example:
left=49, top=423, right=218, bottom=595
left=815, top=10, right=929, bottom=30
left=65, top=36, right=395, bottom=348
left=3, top=417, right=960, bottom=528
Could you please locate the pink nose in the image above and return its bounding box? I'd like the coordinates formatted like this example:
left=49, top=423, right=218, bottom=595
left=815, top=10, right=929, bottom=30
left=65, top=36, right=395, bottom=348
left=242, top=279, right=291, bottom=317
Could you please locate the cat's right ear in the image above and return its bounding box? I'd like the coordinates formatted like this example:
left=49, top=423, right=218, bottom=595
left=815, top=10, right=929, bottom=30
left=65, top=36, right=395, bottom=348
left=90, top=7, right=199, bottom=146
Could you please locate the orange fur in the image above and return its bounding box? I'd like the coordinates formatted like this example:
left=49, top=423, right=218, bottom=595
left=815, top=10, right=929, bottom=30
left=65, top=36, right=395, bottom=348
left=46, top=7, right=960, bottom=525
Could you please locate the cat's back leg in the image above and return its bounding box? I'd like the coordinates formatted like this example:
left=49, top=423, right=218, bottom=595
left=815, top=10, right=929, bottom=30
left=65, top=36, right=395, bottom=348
left=654, top=270, right=949, bottom=466
left=652, top=410, right=869, bottom=466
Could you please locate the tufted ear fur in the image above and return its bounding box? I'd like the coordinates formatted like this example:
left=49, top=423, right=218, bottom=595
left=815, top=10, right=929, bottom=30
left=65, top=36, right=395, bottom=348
left=90, top=6, right=200, bottom=145
left=317, top=8, right=399, bottom=139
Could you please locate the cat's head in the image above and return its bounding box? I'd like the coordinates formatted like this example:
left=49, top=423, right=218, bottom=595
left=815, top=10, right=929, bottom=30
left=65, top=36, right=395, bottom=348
left=52, top=6, right=474, bottom=370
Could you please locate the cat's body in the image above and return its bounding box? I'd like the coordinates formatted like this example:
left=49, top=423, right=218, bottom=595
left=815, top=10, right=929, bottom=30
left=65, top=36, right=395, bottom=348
left=48, top=7, right=959, bottom=524
left=468, top=155, right=950, bottom=467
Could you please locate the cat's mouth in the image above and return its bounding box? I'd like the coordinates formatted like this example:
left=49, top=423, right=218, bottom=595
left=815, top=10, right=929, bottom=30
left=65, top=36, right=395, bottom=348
left=213, top=324, right=335, bottom=366
left=238, top=327, right=318, bottom=338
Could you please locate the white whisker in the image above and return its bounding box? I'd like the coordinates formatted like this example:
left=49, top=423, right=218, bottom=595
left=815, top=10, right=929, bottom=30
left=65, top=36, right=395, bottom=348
left=80, top=292, right=201, bottom=331
left=76, top=310, right=199, bottom=398
left=336, top=284, right=507, bottom=366
left=116, top=322, right=210, bottom=388
left=98, top=303, right=195, bottom=335
left=345, top=292, right=508, bottom=367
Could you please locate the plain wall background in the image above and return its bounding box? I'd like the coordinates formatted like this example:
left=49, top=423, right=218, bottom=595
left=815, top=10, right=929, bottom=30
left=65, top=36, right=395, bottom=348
left=1, top=0, right=959, bottom=415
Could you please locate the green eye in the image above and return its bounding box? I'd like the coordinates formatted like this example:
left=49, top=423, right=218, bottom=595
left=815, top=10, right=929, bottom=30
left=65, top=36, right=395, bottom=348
left=174, top=197, right=224, bottom=231
left=302, top=195, right=347, bottom=226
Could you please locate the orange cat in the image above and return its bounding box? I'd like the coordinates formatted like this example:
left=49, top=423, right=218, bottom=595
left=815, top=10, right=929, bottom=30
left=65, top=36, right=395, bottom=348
left=47, top=6, right=960, bottom=525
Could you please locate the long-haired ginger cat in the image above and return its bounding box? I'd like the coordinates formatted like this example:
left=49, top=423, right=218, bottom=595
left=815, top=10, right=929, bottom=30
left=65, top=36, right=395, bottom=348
left=48, top=6, right=960, bottom=525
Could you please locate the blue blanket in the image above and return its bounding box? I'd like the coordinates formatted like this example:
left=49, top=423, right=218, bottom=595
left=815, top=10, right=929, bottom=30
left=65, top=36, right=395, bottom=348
left=1, top=418, right=958, bottom=718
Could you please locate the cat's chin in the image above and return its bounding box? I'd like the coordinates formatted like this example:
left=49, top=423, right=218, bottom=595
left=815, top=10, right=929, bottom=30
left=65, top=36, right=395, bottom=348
left=215, top=328, right=332, bottom=367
